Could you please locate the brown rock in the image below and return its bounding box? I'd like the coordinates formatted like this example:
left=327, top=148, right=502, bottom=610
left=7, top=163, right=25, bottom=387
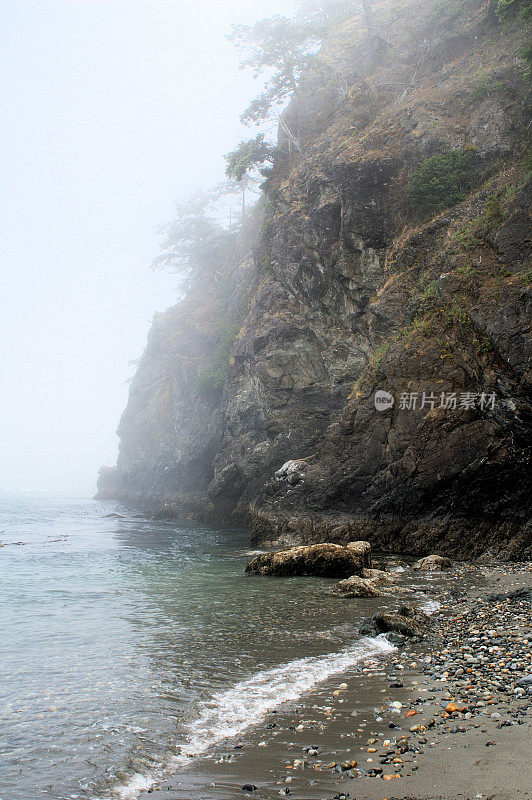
left=445, top=701, right=467, bottom=714
left=361, top=567, right=398, bottom=585
left=331, top=575, right=383, bottom=597
left=413, top=555, right=452, bottom=571
left=245, top=541, right=371, bottom=578
left=361, top=604, right=430, bottom=638
left=341, top=759, right=358, bottom=770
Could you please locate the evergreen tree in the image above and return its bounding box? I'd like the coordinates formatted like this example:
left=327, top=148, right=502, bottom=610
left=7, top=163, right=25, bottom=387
left=228, top=15, right=322, bottom=126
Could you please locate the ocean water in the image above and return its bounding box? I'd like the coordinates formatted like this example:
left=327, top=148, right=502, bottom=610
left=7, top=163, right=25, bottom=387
left=0, top=492, right=396, bottom=800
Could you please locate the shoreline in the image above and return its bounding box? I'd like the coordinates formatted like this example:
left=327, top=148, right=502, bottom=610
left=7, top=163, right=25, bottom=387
left=143, top=561, right=532, bottom=800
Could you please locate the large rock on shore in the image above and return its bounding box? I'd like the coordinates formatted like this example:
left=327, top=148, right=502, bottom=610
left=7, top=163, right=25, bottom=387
left=245, top=541, right=371, bottom=578
left=360, top=604, right=430, bottom=639
left=413, top=555, right=452, bottom=571
left=332, top=567, right=410, bottom=598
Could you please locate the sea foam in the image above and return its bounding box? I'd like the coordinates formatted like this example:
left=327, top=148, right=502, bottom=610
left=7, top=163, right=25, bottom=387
left=110, top=634, right=395, bottom=799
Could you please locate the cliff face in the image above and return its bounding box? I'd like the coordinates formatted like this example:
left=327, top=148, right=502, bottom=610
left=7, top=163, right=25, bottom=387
left=98, top=0, right=532, bottom=559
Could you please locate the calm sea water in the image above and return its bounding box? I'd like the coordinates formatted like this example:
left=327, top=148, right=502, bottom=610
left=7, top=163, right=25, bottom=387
left=0, top=492, right=396, bottom=800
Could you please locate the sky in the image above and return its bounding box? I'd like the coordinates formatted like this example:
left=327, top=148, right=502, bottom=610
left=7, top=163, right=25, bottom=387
left=0, top=0, right=296, bottom=494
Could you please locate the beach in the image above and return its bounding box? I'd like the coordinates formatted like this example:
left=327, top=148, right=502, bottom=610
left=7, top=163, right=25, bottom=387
left=1, top=494, right=530, bottom=800
left=147, top=562, right=532, bottom=800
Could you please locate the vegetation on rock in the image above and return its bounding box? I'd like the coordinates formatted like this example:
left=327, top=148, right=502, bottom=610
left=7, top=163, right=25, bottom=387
left=406, top=150, right=475, bottom=217
left=101, top=0, right=532, bottom=560
left=225, top=134, right=276, bottom=182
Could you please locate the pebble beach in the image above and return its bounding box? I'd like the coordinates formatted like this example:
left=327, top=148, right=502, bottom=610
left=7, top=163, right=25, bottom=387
left=148, top=560, right=532, bottom=800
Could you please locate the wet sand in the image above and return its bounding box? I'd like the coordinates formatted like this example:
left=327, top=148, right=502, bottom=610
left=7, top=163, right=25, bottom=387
left=148, top=563, right=532, bottom=800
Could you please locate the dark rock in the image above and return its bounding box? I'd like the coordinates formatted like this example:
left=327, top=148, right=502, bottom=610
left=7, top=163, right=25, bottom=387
left=486, top=588, right=532, bottom=603
left=387, top=632, right=407, bottom=645
left=367, top=767, right=383, bottom=776
left=150, top=505, right=180, bottom=520
left=360, top=604, right=430, bottom=638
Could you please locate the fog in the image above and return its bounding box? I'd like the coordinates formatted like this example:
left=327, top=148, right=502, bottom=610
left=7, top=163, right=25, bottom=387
left=1, top=0, right=294, bottom=493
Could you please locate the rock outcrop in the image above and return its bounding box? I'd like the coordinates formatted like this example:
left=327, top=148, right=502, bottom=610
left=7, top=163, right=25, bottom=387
left=244, top=541, right=372, bottom=578
left=97, top=0, right=531, bottom=560
left=361, top=567, right=399, bottom=585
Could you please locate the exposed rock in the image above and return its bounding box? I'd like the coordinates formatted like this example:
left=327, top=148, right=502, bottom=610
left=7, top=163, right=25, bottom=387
left=413, top=555, right=452, bottom=571
left=333, top=567, right=408, bottom=598
left=331, top=575, right=383, bottom=598
left=360, top=604, right=430, bottom=639
left=150, top=505, right=180, bottom=521
left=346, top=541, right=372, bottom=564
left=274, top=459, right=307, bottom=486
left=467, top=99, right=512, bottom=156
left=97, top=0, right=531, bottom=561
left=486, top=587, right=532, bottom=603
left=361, top=567, right=399, bottom=585
left=245, top=541, right=372, bottom=578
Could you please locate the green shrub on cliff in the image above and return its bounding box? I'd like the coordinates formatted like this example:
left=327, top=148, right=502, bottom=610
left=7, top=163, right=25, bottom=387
left=497, top=0, right=532, bottom=75
left=496, top=0, right=532, bottom=21
left=225, top=135, right=276, bottom=182
left=406, top=150, right=474, bottom=217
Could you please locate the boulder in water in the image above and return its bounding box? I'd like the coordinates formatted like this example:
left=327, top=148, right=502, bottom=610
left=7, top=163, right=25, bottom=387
left=331, top=575, right=383, bottom=597
left=361, top=567, right=398, bottom=585
left=413, top=554, right=452, bottom=571
left=245, top=541, right=371, bottom=578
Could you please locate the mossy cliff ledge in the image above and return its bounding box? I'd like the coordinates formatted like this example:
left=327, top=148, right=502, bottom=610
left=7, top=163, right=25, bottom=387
left=97, top=0, right=531, bottom=560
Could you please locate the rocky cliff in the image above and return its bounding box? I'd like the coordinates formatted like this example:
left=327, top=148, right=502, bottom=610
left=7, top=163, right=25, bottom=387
left=98, top=0, right=532, bottom=560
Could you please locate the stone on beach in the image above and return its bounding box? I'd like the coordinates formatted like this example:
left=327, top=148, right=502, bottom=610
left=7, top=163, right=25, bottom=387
left=331, top=575, right=384, bottom=597
left=244, top=541, right=371, bottom=578
left=360, top=604, right=430, bottom=638
left=332, top=565, right=409, bottom=598
left=413, top=554, right=452, bottom=571
left=361, top=567, right=399, bottom=584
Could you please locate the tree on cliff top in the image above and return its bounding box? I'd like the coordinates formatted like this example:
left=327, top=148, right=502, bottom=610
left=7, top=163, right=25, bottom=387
left=228, top=15, right=321, bottom=127
left=225, top=3, right=363, bottom=181
left=496, top=0, right=532, bottom=19
left=228, top=2, right=364, bottom=126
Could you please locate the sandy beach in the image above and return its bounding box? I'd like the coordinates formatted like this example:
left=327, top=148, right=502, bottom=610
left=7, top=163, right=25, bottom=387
left=147, top=562, right=532, bottom=800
